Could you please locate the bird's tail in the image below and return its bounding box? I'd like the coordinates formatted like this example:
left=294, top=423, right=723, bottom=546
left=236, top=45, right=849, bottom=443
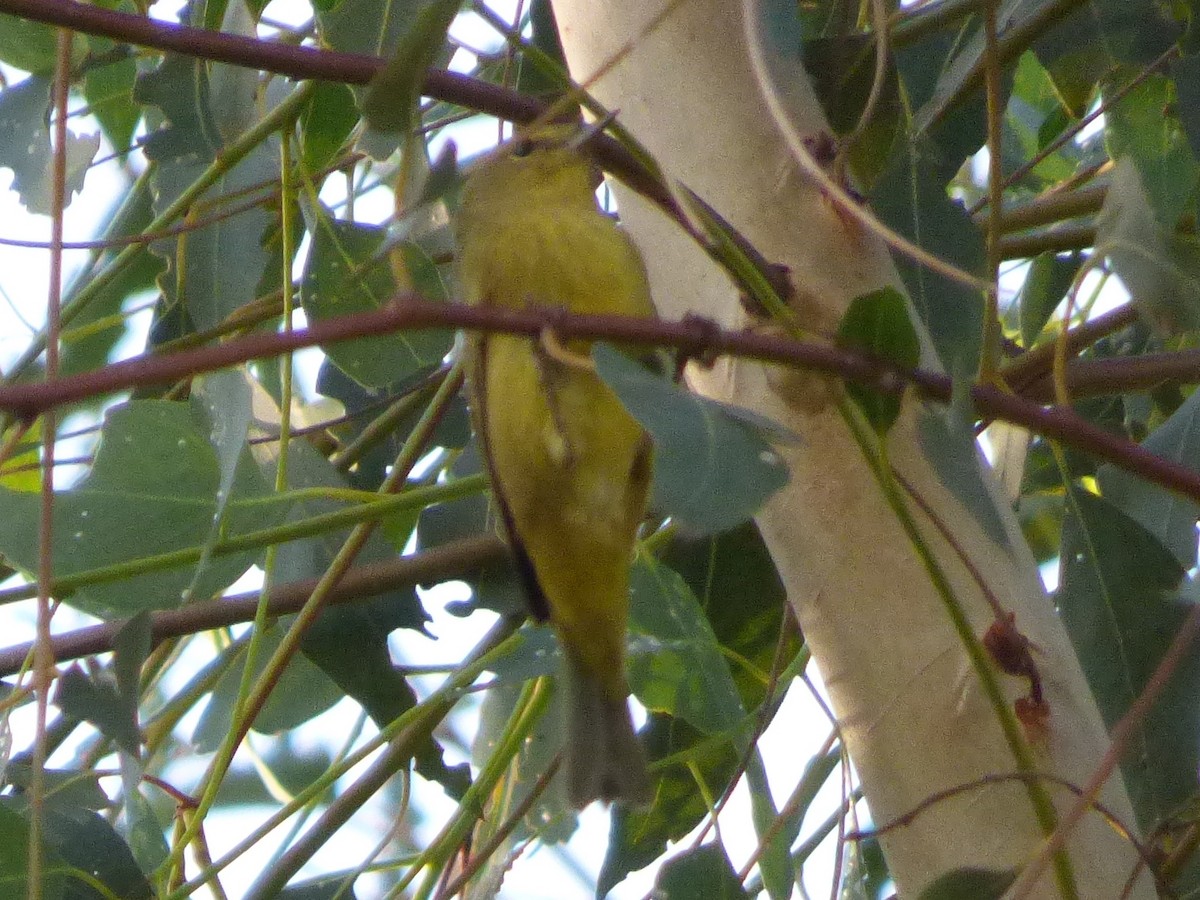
left=563, top=653, right=652, bottom=808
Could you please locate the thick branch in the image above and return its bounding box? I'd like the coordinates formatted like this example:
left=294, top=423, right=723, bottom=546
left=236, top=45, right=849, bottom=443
left=0, top=534, right=506, bottom=678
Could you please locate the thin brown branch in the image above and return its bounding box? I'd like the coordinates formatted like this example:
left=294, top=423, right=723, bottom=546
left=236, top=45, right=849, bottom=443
left=982, top=183, right=1106, bottom=235
left=3, top=297, right=1200, bottom=509
left=0, top=534, right=506, bottom=678
left=998, top=224, right=1096, bottom=260
left=1003, top=304, right=1138, bottom=387
left=1018, top=348, right=1200, bottom=401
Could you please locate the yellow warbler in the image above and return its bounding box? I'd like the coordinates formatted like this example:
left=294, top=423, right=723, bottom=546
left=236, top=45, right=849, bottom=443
left=456, top=126, right=654, bottom=807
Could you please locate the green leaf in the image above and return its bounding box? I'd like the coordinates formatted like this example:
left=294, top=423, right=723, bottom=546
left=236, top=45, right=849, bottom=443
left=318, top=0, right=442, bottom=59
left=60, top=176, right=165, bottom=379
left=592, top=344, right=790, bottom=534
left=869, top=137, right=985, bottom=373
left=416, top=446, right=528, bottom=618
left=469, top=675, right=577, bottom=881
left=300, top=81, right=360, bottom=173
left=148, top=145, right=276, bottom=332
left=516, top=0, right=571, bottom=100
left=192, top=628, right=345, bottom=749
left=134, top=53, right=221, bottom=162
left=1104, top=73, right=1198, bottom=231
left=917, top=396, right=1012, bottom=552
left=301, top=215, right=453, bottom=387
left=1018, top=251, right=1079, bottom=347
left=801, top=35, right=901, bottom=185
left=126, top=788, right=169, bottom=875
left=0, top=14, right=74, bottom=74
left=83, top=53, right=139, bottom=155
left=1006, top=52, right=1078, bottom=190
left=599, top=715, right=740, bottom=898
left=654, top=844, right=749, bottom=900
left=0, top=401, right=283, bottom=618
left=1172, top=53, right=1200, bottom=159
left=628, top=557, right=745, bottom=733
left=4, top=765, right=111, bottom=812
left=362, top=0, right=461, bottom=134
left=836, top=287, right=920, bottom=433
left=658, top=523, right=794, bottom=709
left=620, top=525, right=802, bottom=900
left=1096, top=157, right=1200, bottom=334
left=273, top=440, right=468, bottom=795
left=917, top=866, right=1016, bottom=900
left=0, top=77, right=99, bottom=215
left=56, top=665, right=142, bottom=756
left=1058, top=488, right=1196, bottom=831
left=32, top=800, right=154, bottom=899
left=1097, top=386, right=1200, bottom=569
left=0, top=801, right=67, bottom=900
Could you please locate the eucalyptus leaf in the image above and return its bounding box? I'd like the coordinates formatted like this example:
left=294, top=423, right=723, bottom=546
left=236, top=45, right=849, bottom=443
left=917, top=866, right=1016, bottom=900
left=1097, top=386, right=1200, bottom=570
left=654, top=843, right=749, bottom=900
left=836, top=287, right=920, bottom=434
left=593, top=343, right=789, bottom=534
left=1058, top=488, right=1196, bottom=831
left=0, top=401, right=281, bottom=618
left=300, top=215, right=453, bottom=387
left=0, top=77, right=98, bottom=215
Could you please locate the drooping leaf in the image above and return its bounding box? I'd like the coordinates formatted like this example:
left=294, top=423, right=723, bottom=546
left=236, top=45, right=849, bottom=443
left=362, top=0, right=461, bottom=135
left=598, top=714, right=741, bottom=898
left=0, top=14, right=76, bottom=74
left=301, top=215, right=453, bottom=388
left=917, top=399, right=1012, bottom=552
left=269, top=439, right=466, bottom=795
left=870, top=137, right=985, bottom=373
left=1096, top=157, right=1200, bottom=334
left=654, top=843, right=749, bottom=900
left=147, top=145, right=276, bottom=332
left=1005, top=52, right=1078, bottom=191
left=1017, top=251, right=1080, bottom=347
left=415, top=442, right=528, bottom=618
left=1058, top=488, right=1197, bottom=832
left=917, top=866, right=1016, bottom=900
left=658, top=522, right=794, bottom=709
left=593, top=343, right=790, bottom=534
left=56, top=665, right=143, bottom=757
left=191, top=626, right=344, bottom=751
left=628, top=556, right=745, bottom=733
left=1097, top=386, right=1200, bottom=570
left=466, top=674, right=577, bottom=893
left=600, top=547, right=797, bottom=898
left=800, top=35, right=901, bottom=184
left=1104, top=73, right=1198, bottom=232
left=133, top=52, right=222, bottom=162
left=60, top=175, right=165, bottom=379
left=836, top=287, right=921, bottom=433
left=300, top=81, right=360, bottom=174
left=23, top=798, right=153, bottom=899
left=83, top=53, right=139, bottom=156
left=515, top=0, right=571, bottom=100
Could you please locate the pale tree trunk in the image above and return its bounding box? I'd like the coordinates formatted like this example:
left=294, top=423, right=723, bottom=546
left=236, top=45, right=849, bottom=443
left=553, top=1, right=1152, bottom=896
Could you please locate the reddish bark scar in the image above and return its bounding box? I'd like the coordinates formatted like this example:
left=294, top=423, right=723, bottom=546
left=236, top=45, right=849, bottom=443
left=983, top=612, right=1049, bottom=740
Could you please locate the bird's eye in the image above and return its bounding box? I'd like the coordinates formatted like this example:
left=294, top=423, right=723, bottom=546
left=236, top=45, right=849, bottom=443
left=511, top=138, right=535, bottom=158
